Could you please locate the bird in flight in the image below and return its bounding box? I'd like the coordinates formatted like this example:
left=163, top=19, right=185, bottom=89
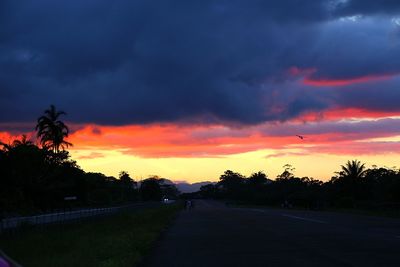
left=296, top=135, right=305, bottom=140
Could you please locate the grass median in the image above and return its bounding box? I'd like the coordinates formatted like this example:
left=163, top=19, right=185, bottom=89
left=0, top=203, right=181, bottom=267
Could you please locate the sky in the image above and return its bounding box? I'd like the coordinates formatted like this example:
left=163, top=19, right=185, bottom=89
left=1, top=0, right=400, bottom=183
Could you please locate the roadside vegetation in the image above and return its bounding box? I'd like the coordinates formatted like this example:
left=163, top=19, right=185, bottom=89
left=0, top=204, right=181, bottom=267
left=196, top=162, right=400, bottom=213
left=0, top=105, right=179, bottom=216
left=1, top=104, right=399, bottom=217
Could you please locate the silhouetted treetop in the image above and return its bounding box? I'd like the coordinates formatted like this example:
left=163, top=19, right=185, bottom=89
left=277, top=164, right=295, bottom=180
left=248, top=171, right=269, bottom=186
left=36, top=105, right=72, bottom=153
left=340, top=160, right=366, bottom=180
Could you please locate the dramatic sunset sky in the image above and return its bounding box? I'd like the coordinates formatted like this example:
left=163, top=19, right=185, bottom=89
left=1, top=0, right=400, bottom=182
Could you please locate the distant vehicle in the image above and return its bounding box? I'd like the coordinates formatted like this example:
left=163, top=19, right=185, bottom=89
left=162, top=198, right=175, bottom=204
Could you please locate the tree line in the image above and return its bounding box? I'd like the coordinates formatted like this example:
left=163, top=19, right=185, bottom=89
left=2, top=105, right=399, bottom=214
left=0, top=105, right=178, bottom=215
left=199, top=162, right=400, bottom=210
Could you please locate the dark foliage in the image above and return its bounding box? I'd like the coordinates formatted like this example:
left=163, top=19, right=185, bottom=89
left=199, top=162, right=400, bottom=210
left=139, top=178, right=162, bottom=201
left=0, top=106, right=144, bottom=215
left=1, top=105, right=399, bottom=214
left=0, top=136, right=143, bottom=214
left=36, top=105, right=72, bottom=154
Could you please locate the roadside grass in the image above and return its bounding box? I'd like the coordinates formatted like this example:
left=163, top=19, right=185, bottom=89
left=0, top=203, right=181, bottom=267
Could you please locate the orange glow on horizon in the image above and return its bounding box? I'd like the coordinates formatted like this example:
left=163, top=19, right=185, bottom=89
left=64, top=119, right=400, bottom=159
left=1, top=111, right=400, bottom=182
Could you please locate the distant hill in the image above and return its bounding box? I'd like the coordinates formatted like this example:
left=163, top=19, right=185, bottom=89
left=175, top=181, right=215, bottom=193
left=138, top=178, right=215, bottom=193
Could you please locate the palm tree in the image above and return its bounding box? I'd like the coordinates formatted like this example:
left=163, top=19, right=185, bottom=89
left=0, top=135, right=33, bottom=152
left=340, top=160, right=366, bottom=180
left=12, top=134, right=34, bottom=147
left=0, top=141, right=12, bottom=152
left=36, top=105, right=72, bottom=153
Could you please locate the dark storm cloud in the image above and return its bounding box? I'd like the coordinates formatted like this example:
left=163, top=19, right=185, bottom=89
left=0, top=122, right=36, bottom=134
left=0, top=0, right=399, bottom=125
left=333, top=0, right=400, bottom=16
left=333, top=78, right=400, bottom=112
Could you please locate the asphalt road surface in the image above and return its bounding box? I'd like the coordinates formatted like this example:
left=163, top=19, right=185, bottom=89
left=144, top=200, right=400, bottom=267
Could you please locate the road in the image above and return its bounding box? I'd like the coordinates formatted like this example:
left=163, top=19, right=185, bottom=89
left=144, top=200, right=400, bottom=267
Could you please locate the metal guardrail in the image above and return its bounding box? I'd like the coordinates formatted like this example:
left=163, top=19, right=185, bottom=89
left=0, top=202, right=161, bottom=233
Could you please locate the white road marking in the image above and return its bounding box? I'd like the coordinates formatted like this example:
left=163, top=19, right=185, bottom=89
left=232, top=208, right=328, bottom=224
left=231, top=208, right=266, bottom=213
left=281, top=214, right=327, bottom=224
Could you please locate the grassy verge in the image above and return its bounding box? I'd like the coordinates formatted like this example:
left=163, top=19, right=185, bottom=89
left=0, top=203, right=181, bottom=267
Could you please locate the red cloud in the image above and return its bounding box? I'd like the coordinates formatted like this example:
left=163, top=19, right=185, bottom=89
left=63, top=117, right=400, bottom=158
left=294, top=108, right=400, bottom=122
left=288, top=66, right=397, bottom=87
left=303, top=74, right=394, bottom=86
left=303, top=141, right=400, bottom=156
left=1, top=112, right=399, bottom=159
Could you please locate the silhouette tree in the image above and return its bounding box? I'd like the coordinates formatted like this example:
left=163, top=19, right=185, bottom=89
left=119, top=171, right=134, bottom=185
left=0, top=135, right=34, bottom=149
left=248, top=171, right=269, bottom=186
left=246, top=171, right=270, bottom=203
left=158, top=179, right=180, bottom=200
left=340, top=160, right=366, bottom=179
left=200, top=183, right=217, bottom=198
left=0, top=135, right=49, bottom=211
left=327, top=160, right=368, bottom=208
left=140, top=177, right=162, bottom=201
left=36, top=105, right=72, bottom=153
left=118, top=171, right=138, bottom=201
left=276, top=164, right=295, bottom=180
left=218, top=170, right=245, bottom=199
